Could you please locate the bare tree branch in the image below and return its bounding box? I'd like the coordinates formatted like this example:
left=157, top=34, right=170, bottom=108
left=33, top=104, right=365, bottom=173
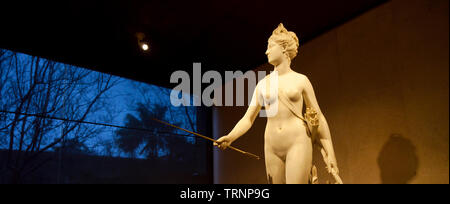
left=0, top=49, right=121, bottom=183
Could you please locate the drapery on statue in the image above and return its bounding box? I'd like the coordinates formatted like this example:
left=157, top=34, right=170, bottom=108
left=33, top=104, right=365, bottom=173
left=214, top=23, right=342, bottom=184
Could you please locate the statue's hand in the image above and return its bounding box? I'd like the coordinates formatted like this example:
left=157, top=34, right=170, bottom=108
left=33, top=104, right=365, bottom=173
left=320, top=148, right=339, bottom=175
left=214, top=135, right=233, bottom=150
left=329, top=161, right=339, bottom=176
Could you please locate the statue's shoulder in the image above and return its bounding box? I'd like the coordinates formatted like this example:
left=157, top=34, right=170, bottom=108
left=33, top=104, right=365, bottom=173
left=256, top=73, right=272, bottom=84
left=290, top=71, right=308, bottom=81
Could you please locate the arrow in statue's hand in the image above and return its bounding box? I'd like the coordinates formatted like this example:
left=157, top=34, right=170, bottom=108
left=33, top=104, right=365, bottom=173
left=151, top=118, right=261, bottom=160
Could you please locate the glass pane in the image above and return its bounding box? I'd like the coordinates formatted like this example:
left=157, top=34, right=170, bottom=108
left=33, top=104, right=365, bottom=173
left=0, top=48, right=210, bottom=184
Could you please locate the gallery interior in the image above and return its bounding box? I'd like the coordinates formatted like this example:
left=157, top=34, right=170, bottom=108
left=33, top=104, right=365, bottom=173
left=0, top=0, right=448, bottom=184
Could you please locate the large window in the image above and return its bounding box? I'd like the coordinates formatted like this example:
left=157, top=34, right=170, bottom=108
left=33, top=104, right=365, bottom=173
left=0, top=48, right=211, bottom=184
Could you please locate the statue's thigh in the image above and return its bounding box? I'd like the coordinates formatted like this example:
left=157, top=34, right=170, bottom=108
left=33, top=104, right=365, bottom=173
left=285, top=143, right=312, bottom=184
left=264, top=150, right=286, bottom=184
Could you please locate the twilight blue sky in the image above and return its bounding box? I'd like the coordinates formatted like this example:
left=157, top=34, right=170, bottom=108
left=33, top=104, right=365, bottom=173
left=0, top=48, right=197, bottom=159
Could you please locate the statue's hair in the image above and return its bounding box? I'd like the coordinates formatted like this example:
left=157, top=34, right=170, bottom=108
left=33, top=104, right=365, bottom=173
left=268, top=23, right=299, bottom=60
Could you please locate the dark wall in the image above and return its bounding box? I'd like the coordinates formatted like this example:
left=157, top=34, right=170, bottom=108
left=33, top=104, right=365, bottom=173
left=213, top=0, right=449, bottom=184
left=0, top=150, right=209, bottom=184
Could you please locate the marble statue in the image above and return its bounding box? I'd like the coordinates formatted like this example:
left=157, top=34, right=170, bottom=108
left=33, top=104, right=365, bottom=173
left=214, top=23, right=342, bottom=184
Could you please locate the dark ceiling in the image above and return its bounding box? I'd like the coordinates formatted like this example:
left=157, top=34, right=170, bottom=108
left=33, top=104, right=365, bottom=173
left=0, top=0, right=387, bottom=89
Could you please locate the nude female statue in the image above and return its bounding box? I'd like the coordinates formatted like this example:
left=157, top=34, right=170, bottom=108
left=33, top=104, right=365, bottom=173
left=214, top=23, right=341, bottom=184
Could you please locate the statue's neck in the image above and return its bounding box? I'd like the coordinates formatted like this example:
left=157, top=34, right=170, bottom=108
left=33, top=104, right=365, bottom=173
left=274, top=60, right=292, bottom=75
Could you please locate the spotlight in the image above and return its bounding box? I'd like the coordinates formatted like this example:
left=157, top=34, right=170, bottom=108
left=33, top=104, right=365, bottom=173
left=141, top=43, right=149, bottom=51
left=136, top=32, right=150, bottom=52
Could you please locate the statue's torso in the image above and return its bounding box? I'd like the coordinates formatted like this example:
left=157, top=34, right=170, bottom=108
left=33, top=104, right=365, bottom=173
left=260, top=72, right=312, bottom=158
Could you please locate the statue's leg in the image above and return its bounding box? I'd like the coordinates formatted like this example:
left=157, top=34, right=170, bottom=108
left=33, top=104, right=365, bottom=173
left=285, top=142, right=313, bottom=184
left=264, top=149, right=286, bottom=184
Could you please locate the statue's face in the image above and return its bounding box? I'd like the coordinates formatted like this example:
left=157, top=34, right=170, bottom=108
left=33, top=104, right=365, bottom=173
left=266, top=40, right=285, bottom=66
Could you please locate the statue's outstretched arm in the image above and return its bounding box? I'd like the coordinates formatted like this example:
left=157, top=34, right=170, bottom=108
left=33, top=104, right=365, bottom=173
left=215, top=84, right=262, bottom=150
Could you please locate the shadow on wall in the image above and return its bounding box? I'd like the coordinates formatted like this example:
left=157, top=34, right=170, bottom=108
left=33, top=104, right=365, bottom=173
left=377, top=134, right=419, bottom=184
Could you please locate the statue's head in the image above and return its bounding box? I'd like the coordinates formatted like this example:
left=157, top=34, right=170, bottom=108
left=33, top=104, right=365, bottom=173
left=266, top=23, right=299, bottom=66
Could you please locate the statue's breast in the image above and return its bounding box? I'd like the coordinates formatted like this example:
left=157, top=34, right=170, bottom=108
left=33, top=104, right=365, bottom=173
left=260, top=90, right=277, bottom=105
left=284, top=89, right=301, bottom=102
